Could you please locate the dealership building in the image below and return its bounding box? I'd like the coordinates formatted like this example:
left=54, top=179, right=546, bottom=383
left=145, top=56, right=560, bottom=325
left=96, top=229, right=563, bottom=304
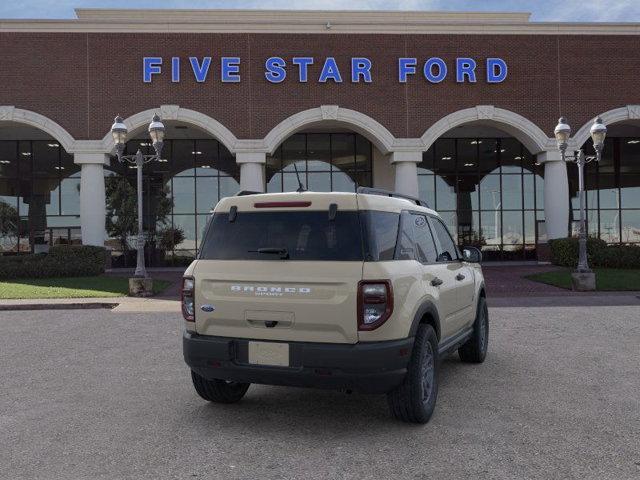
left=0, top=9, right=639, bottom=264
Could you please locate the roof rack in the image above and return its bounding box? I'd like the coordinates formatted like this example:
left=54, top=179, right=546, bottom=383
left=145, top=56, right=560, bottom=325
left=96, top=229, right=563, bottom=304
left=356, top=187, right=429, bottom=208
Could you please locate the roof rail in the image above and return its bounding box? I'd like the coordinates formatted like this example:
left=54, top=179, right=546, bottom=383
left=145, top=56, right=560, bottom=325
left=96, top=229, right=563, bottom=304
left=356, top=187, right=429, bottom=208
left=235, top=190, right=262, bottom=196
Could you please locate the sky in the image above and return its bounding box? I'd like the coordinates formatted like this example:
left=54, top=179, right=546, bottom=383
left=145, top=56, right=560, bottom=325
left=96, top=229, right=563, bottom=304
left=0, top=0, right=639, bottom=22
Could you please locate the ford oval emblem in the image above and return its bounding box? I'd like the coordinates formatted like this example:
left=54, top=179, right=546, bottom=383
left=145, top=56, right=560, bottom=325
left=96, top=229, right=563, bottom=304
left=200, top=304, right=215, bottom=312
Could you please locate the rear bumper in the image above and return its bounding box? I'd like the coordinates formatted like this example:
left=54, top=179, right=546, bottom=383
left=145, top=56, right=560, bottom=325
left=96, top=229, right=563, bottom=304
left=183, top=331, right=413, bottom=394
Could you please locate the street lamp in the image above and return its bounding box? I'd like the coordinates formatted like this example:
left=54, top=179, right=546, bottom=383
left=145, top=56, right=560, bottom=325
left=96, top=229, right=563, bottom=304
left=111, top=114, right=165, bottom=285
left=553, top=116, right=607, bottom=289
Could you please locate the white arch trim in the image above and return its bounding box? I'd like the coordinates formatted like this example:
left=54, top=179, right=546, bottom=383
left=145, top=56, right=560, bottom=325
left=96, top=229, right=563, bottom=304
left=572, top=105, right=640, bottom=149
left=100, top=105, right=239, bottom=155
left=263, top=105, right=396, bottom=155
left=0, top=106, right=76, bottom=152
left=420, top=105, right=553, bottom=154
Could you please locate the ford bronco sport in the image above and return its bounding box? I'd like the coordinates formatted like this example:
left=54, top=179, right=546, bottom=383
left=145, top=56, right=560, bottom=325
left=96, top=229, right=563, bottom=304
left=182, top=188, right=488, bottom=423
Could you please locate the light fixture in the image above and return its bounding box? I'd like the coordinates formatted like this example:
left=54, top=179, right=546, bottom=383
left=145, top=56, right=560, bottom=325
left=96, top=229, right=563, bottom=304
left=470, top=140, right=483, bottom=145
left=627, top=139, right=640, bottom=144
left=514, top=156, right=522, bottom=160
left=464, top=163, right=475, bottom=167
left=139, top=142, right=151, bottom=147
left=148, top=114, right=165, bottom=157
left=111, top=115, right=128, bottom=146
left=441, top=156, right=452, bottom=161
left=200, top=165, right=211, bottom=168
left=192, top=151, right=203, bottom=155
left=54, top=166, right=65, bottom=170
left=21, top=152, right=31, bottom=156
left=589, top=116, right=607, bottom=153
left=501, top=149, right=506, bottom=153
left=0, top=160, right=10, bottom=164
left=554, top=117, right=571, bottom=154
left=47, top=143, right=60, bottom=148
left=157, top=158, right=168, bottom=163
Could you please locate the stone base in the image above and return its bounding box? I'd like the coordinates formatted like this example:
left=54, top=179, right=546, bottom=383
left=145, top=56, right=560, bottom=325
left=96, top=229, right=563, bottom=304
left=571, top=271, right=596, bottom=291
left=128, top=277, right=154, bottom=297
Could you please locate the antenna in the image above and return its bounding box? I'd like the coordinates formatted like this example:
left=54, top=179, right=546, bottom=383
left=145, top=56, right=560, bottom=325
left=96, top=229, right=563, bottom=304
left=292, top=162, right=306, bottom=192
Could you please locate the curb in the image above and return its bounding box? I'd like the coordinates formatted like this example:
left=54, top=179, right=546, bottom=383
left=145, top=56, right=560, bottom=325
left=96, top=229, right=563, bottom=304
left=0, top=302, right=120, bottom=311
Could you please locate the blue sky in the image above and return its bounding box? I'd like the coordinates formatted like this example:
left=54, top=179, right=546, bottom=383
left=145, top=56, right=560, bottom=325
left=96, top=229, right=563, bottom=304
left=0, top=0, right=639, bottom=22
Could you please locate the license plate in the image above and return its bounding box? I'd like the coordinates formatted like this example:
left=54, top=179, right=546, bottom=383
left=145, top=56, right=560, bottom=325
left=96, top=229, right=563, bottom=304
left=248, top=341, right=290, bottom=367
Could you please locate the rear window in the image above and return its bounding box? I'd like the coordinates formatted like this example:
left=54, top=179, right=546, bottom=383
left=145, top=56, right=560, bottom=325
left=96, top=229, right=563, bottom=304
left=199, top=211, right=364, bottom=261
left=199, top=210, right=401, bottom=262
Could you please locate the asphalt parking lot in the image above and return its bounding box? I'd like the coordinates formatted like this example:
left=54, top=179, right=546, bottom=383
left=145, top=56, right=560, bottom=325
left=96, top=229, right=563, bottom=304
left=1, top=306, right=639, bottom=480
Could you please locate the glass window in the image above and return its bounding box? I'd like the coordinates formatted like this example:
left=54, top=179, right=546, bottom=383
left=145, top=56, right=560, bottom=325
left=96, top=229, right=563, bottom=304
left=360, top=211, right=399, bottom=261
left=267, top=133, right=372, bottom=193
left=395, top=212, right=416, bottom=261
left=307, top=134, right=331, bottom=171
left=200, top=211, right=364, bottom=261
left=435, top=175, right=456, bottom=211
left=599, top=210, right=620, bottom=243
left=172, top=140, right=195, bottom=176
left=196, top=177, right=218, bottom=214
left=621, top=210, right=640, bottom=243
left=501, top=175, right=523, bottom=210
left=621, top=138, right=640, bottom=173
left=412, top=214, right=438, bottom=263
left=430, top=217, right=458, bottom=262
left=418, top=175, right=435, bottom=208
left=435, top=139, right=456, bottom=175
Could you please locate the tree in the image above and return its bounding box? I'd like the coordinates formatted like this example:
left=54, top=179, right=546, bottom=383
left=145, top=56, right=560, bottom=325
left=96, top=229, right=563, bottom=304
left=0, top=200, right=19, bottom=251
left=104, top=176, right=173, bottom=252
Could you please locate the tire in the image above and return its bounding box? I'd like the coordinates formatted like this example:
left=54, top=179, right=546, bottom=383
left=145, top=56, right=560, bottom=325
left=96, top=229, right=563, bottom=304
left=458, top=296, right=489, bottom=364
left=190, top=370, right=250, bottom=404
left=387, top=324, right=439, bottom=424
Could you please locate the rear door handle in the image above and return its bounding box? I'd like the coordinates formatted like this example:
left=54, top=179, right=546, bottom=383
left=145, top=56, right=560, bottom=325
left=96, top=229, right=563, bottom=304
left=456, top=273, right=466, bottom=281
left=431, top=277, right=443, bottom=287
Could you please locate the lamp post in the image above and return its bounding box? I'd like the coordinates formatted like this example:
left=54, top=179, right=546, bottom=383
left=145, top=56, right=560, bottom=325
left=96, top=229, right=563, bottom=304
left=111, top=114, right=165, bottom=292
left=553, top=116, right=607, bottom=290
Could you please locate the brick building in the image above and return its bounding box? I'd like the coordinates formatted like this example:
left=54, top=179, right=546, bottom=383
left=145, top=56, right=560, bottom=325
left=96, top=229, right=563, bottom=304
left=0, top=9, right=639, bottom=264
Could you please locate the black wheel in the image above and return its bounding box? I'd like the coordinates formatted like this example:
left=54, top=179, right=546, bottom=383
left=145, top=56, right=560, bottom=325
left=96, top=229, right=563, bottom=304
left=387, top=324, right=439, bottom=424
left=458, top=296, right=489, bottom=363
left=191, top=370, right=250, bottom=404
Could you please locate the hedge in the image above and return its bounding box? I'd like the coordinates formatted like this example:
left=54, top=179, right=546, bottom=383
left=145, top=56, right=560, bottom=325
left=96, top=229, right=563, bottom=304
left=0, top=246, right=108, bottom=280
left=549, top=237, right=640, bottom=269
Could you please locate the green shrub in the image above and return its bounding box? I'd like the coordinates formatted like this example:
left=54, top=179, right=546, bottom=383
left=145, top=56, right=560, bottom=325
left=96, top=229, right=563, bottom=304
left=0, top=245, right=107, bottom=280
left=549, top=237, right=640, bottom=269
left=595, top=245, right=640, bottom=269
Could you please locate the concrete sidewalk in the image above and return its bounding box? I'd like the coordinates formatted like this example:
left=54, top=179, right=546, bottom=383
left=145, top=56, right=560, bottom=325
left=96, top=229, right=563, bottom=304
left=0, top=296, right=180, bottom=313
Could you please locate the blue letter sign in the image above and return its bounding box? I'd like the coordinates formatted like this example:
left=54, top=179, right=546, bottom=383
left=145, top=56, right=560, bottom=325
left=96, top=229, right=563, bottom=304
left=143, top=55, right=508, bottom=84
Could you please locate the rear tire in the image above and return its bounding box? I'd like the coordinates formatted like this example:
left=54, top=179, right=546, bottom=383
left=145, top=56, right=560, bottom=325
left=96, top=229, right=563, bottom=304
left=191, top=370, right=250, bottom=403
left=387, top=324, right=439, bottom=424
left=458, top=296, right=489, bottom=364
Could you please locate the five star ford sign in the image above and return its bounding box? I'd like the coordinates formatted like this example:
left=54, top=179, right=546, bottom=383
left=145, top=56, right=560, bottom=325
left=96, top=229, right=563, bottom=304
left=142, top=56, right=508, bottom=84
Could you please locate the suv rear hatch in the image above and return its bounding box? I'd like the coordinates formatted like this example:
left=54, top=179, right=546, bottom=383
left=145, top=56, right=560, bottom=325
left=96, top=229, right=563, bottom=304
left=193, top=193, right=364, bottom=344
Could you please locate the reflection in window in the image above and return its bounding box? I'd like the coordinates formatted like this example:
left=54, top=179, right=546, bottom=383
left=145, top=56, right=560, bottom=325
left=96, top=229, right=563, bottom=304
left=419, top=138, right=543, bottom=260
left=571, top=136, right=640, bottom=244
left=267, top=133, right=372, bottom=193
left=106, top=138, right=239, bottom=265
left=0, top=140, right=80, bottom=253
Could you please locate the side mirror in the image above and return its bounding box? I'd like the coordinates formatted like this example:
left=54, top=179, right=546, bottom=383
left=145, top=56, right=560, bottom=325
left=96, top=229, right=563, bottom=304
left=462, top=246, right=482, bottom=263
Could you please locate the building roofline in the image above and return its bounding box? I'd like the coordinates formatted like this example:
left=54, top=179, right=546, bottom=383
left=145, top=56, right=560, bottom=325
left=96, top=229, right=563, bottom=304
left=0, top=9, right=638, bottom=35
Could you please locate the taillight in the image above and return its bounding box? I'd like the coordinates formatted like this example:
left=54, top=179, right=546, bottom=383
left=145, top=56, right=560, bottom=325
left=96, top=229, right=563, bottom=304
left=182, top=276, right=195, bottom=322
left=358, top=280, right=393, bottom=331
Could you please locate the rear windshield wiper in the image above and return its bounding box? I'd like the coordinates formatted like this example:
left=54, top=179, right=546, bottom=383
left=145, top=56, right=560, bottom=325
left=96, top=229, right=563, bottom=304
left=248, top=247, right=290, bottom=259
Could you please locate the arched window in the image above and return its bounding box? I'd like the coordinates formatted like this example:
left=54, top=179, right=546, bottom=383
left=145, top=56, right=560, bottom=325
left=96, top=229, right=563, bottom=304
left=266, top=133, right=373, bottom=192
left=418, top=137, right=543, bottom=261
left=107, top=136, right=239, bottom=266
left=0, top=138, right=80, bottom=253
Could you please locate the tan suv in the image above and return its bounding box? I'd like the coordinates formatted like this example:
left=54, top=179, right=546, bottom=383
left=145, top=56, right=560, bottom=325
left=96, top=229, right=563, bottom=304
left=182, top=188, right=488, bottom=423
